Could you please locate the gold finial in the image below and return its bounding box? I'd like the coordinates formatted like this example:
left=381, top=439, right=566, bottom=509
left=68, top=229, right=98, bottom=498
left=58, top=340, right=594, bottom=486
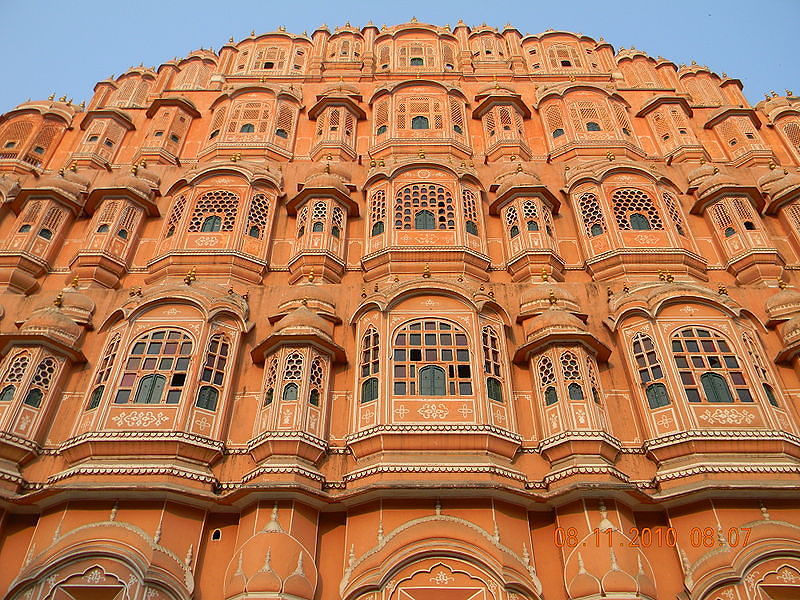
left=411, top=16, right=418, bottom=23
left=769, top=161, right=777, bottom=170
left=541, top=268, right=549, bottom=282
left=373, top=283, right=379, bottom=292
left=307, top=269, right=315, bottom=283
left=665, top=272, right=674, bottom=283
left=569, top=74, right=576, bottom=82
left=250, top=30, right=255, bottom=36
left=184, top=267, right=197, bottom=285
left=361, top=288, right=367, bottom=298
left=787, top=90, right=793, bottom=97
left=229, top=36, right=234, bottom=43
left=69, top=161, right=78, bottom=172
left=129, top=286, right=142, bottom=297
left=301, top=297, right=308, bottom=306
left=422, top=263, right=431, bottom=278
left=326, top=154, right=333, bottom=161
left=778, top=278, right=788, bottom=290
left=712, top=166, right=720, bottom=174
left=623, top=283, right=630, bottom=294
left=59, top=95, right=67, bottom=102
left=548, top=290, right=557, bottom=305
left=516, top=163, right=523, bottom=173
left=370, top=159, right=377, bottom=167
left=130, top=164, right=139, bottom=175
left=658, top=271, right=666, bottom=281
left=58, top=168, right=65, bottom=176
left=79, top=100, right=85, bottom=109
left=771, top=90, right=778, bottom=98
left=70, top=276, right=79, bottom=289
left=66, top=98, right=72, bottom=106
left=378, top=158, right=385, bottom=167
left=418, top=150, right=425, bottom=159
left=718, top=284, right=728, bottom=296
left=279, top=25, right=286, bottom=32
left=48, top=93, right=55, bottom=101
left=765, top=93, right=771, bottom=101
left=510, top=154, right=517, bottom=161
left=140, top=159, right=147, bottom=169
left=53, top=292, right=64, bottom=308
left=722, top=72, right=727, bottom=78
left=607, top=287, right=614, bottom=298
left=606, top=151, right=615, bottom=162
left=324, top=163, right=331, bottom=174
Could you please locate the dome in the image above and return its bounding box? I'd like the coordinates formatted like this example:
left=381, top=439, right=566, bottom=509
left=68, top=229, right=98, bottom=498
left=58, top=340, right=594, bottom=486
left=686, top=161, right=716, bottom=189
left=108, top=170, right=154, bottom=199
left=224, top=509, right=317, bottom=600
left=57, top=283, right=95, bottom=325
left=525, top=307, right=586, bottom=340
left=781, top=315, right=800, bottom=346
left=494, top=168, right=542, bottom=200
left=519, top=283, right=581, bottom=317
left=758, top=166, right=800, bottom=203
left=766, top=285, right=800, bottom=322
left=35, top=171, right=85, bottom=200
left=302, top=170, right=350, bottom=196
left=0, top=174, right=20, bottom=203
left=695, top=167, right=736, bottom=199
left=22, top=306, right=82, bottom=342
left=274, top=306, right=333, bottom=339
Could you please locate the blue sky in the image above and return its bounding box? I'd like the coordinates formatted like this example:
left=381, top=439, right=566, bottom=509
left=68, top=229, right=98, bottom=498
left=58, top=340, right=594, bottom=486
left=0, top=0, right=796, bottom=112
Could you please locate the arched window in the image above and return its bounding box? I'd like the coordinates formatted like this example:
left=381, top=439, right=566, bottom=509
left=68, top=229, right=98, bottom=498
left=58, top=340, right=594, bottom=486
left=97, top=224, right=109, bottom=233
left=361, top=377, right=378, bottom=403
left=410, top=57, right=424, bottom=66
left=487, top=377, right=503, bottom=402
left=135, top=374, right=166, bottom=404
left=671, top=327, right=752, bottom=403
left=586, top=121, right=601, bottom=131
left=201, top=215, right=222, bottom=232
left=371, top=221, right=384, bottom=236
left=195, top=334, right=229, bottom=411
left=38, top=228, right=53, bottom=240
left=115, top=329, right=192, bottom=405
left=240, top=123, right=255, bottom=133
left=700, top=372, right=734, bottom=403
left=552, top=128, right=565, bottom=138
left=361, top=327, right=380, bottom=377
left=646, top=383, right=670, bottom=408
left=527, top=220, right=539, bottom=231
left=282, top=382, right=299, bottom=401
left=411, top=116, right=430, bottom=130
left=87, top=333, right=120, bottom=410
left=629, top=213, right=651, bottom=230
left=568, top=382, right=584, bottom=400
left=0, top=352, right=30, bottom=404
left=414, top=210, right=436, bottom=230
left=393, top=320, right=472, bottom=396
left=0, top=385, right=14, bottom=403
left=510, top=225, right=520, bottom=238
left=370, top=189, right=386, bottom=236
left=312, top=221, right=324, bottom=232
left=419, top=365, right=446, bottom=395
left=376, top=125, right=388, bottom=136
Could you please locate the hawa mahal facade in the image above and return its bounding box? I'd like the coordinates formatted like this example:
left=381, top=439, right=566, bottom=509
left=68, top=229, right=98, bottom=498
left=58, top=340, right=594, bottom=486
left=0, top=19, right=800, bottom=600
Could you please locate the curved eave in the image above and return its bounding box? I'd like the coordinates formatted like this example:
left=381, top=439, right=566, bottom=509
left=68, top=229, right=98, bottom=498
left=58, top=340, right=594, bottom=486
left=513, top=331, right=610, bottom=363
left=85, top=187, right=160, bottom=217
left=635, top=95, right=693, bottom=119
left=307, top=96, right=367, bottom=121
left=690, top=185, right=762, bottom=214
left=80, top=109, right=136, bottom=132
left=364, top=161, right=480, bottom=188
left=146, top=96, right=201, bottom=119
left=288, top=186, right=359, bottom=216
left=0, top=333, right=85, bottom=363
left=764, top=185, right=800, bottom=215
left=534, top=84, right=629, bottom=110
left=0, top=105, right=75, bottom=127
left=12, top=187, right=84, bottom=215
left=775, top=342, right=800, bottom=364
left=251, top=333, right=346, bottom=364
left=471, top=95, right=531, bottom=119
left=489, top=185, right=560, bottom=215
left=703, top=107, right=762, bottom=130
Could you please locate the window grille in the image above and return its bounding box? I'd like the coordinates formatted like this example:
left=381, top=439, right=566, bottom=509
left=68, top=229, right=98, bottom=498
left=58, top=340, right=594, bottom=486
left=462, top=187, right=479, bottom=234
left=87, top=333, right=120, bottom=409
left=671, top=327, right=751, bottom=403
left=188, top=190, right=239, bottom=233
left=538, top=355, right=557, bottom=405
left=394, top=183, right=455, bottom=230
left=196, top=333, right=230, bottom=411
left=612, top=189, right=664, bottom=231
left=24, top=357, right=57, bottom=408
left=370, top=190, right=386, bottom=235
left=662, top=192, right=686, bottom=236
left=0, top=120, right=34, bottom=155
left=115, top=329, right=193, bottom=405
left=547, top=44, right=582, bottom=69
left=164, top=195, right=186, bottom=237
left=392, top=320, right=473, bottom=396
left=263, top=356, right=278, bottom=406
left=782, top=121, right=800, bottom=150
left=577, top=192, right=606, bottom=236
left=246, top=193, right=270, bottom=239
left=284, top=351, right=304, bottom=380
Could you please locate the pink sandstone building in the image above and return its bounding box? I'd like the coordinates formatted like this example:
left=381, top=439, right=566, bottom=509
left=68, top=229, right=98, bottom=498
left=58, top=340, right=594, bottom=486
left=0, top=19, right=799, bottom=600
